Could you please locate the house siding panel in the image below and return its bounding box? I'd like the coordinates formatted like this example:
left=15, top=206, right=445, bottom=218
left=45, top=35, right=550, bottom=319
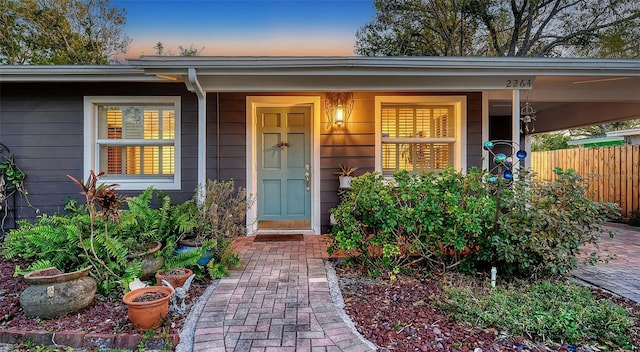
left=0, top=82, right=197, bottom=229
left=1, top=85, right=483, bottom=234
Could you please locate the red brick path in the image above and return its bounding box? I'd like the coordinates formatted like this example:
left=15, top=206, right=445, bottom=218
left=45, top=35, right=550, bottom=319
left=190, top=235, right=373, bottom=352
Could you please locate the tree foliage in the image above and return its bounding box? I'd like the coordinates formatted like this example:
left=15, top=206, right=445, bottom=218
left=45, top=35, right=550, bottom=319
left=152, top=42, right=204, bottom=56
left=0, top=0, right=131, bottom=64
left=569, top=119, right=640, bottom=138
left=531, top=133, right=571, bottom=151
left=356, top=0, right=640, bottom=58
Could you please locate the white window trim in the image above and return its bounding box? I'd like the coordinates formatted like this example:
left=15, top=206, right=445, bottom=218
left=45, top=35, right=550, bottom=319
left=374, top=95, right=467, bottom=174
left=83, top=96, right=181, bottom=190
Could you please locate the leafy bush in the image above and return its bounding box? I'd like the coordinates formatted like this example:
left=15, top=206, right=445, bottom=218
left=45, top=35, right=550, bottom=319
left=628, top=208, right=640, bottom=227
left=330, top=167, right=620, bottom=279
left=489, top=168, right=620, bottom=278
left=442, top=280, right=634, bottom=348
left=330, top=168, right=495, bottom=276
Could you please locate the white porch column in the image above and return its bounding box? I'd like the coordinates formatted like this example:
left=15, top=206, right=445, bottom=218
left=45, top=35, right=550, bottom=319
left=482, top=91, right=490, bottom=170
left=186, top=68, right=207, bottom=202
left=512, top=89, right=521, bottom=179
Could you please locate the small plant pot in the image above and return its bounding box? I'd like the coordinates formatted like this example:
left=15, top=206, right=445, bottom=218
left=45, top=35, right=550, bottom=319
left=123, top=286, right=173, bottom=331
left=176, top=239, right=215, bottom=265
left=155, top=268, right=193, bottom=288
left=339, top=175, right=353, bottom=189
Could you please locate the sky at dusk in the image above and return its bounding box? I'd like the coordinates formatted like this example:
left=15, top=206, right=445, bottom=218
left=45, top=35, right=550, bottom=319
left=112, top=0, right=376, bottom=59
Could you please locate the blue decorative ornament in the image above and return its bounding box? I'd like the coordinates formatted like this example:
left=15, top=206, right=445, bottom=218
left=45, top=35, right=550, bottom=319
left=494, top=153, right=507, bottom=165
left=516, top=150, right=527, bottom=159
left=488, top=176, right=498, bottom=183
left=483, top=141, right=494, bottom=150
left=505, top=156, right=513, bottom=168
left=503, top=170, right=513, bottom=180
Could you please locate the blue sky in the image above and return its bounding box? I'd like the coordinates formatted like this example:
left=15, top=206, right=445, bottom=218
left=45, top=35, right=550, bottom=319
left=112, top=0, right=376, bottom=58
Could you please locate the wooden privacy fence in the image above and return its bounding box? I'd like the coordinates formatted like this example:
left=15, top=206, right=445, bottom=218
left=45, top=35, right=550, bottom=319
left=531, top=145, right=640, bottom=218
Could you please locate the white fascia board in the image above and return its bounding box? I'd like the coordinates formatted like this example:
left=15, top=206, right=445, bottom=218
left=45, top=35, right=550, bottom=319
left=0, top=65, right=168, bottom=82
left=606, top=128, right=640, bottom=137
left=128, top=56, right=640, bottom=77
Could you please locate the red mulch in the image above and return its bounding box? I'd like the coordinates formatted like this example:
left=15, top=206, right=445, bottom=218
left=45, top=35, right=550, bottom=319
left=0, top=258, right=208, bottom=335
left=336, top=264, right=640, bottom=352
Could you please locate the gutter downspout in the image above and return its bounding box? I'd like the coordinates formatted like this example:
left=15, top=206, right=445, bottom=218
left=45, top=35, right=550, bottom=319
left=185, top=68, right=207, bottom=202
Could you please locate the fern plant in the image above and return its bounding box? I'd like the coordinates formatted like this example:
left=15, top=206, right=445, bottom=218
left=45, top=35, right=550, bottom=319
left=3, top=214, right=86, bottom=273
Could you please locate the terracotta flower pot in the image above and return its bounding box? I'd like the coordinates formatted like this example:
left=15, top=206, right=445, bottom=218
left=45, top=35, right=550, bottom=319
left=155, top=268, right=193, bottom=288
left=123, top=286, right=173, bottom=331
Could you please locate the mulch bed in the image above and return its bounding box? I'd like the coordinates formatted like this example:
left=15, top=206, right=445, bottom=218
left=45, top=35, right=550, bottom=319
left=336, top=264, right=640, bottom=352
left=0, top=258, right=208, bottom=336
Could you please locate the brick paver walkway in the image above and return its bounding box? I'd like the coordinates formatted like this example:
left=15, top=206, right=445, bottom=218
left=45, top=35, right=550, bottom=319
left=572, top=223, right=640, bottom=302
left=190, top=235, right=374, bottom=352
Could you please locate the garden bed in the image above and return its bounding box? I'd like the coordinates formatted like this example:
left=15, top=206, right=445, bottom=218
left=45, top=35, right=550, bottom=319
left=0, top=258, right=208, bottom=349
left=336, top=263, right=640, bottom=352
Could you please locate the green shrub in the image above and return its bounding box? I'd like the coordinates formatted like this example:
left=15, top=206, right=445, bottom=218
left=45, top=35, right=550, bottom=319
left=490, top=168, right=620, bottom=277
left=442, top=280, right=634, bottom=348
left=330, top=168, right=495, bottom=276
left=330, top=167, right=620, bottom=280
left=628, top=208, right=640, bottom=227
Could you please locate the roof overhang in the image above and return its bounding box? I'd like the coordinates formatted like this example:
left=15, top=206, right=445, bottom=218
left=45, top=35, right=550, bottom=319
left=0, top=65, right=169, bottom=82
left=124, top=56, right=640, bottom=92
left=2, top=56, right=638, bottom=132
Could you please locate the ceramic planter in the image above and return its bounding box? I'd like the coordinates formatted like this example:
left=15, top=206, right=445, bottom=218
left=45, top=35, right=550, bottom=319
left=176, top=239, right=214, bottom=265
left=126, top=241, right=164, bottom=278
left=123, top=286, right=174, bottom=330
left=20, top=266, right=96, bottom=319
left=155, top=268, right=193, bottom=288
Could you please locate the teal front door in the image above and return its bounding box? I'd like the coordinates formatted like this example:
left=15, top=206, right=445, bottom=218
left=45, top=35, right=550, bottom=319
left=256, top=106, right=311, bottom=229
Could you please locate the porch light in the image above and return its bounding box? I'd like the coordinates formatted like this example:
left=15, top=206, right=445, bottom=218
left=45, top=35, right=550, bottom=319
left=334, top=105, right=345, bottom=126
left=325, top=92, right=353, bottom=128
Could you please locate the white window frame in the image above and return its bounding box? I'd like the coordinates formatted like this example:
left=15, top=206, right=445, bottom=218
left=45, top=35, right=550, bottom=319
left=375, top=95, right=467, bottom=175
left=83, top=96, right=181, bottom=190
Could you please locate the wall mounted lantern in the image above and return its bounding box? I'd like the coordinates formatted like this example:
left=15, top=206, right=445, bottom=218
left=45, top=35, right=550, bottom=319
left=325, top=92, right=354, bottom=128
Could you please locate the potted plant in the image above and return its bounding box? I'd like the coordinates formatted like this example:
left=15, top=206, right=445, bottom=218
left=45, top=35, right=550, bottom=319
left=334, top=163, right=358, bottom=188
left=122, top=285, right=174, bottom=331
left=155, top=267, right=193, bottom=288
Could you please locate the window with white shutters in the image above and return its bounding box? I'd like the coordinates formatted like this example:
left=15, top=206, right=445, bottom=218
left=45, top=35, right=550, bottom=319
left=381, top=105, right=455, bottom=175
left=85, top=97, right=181, bottom=190
left=376, top=96, right=465, bottom=177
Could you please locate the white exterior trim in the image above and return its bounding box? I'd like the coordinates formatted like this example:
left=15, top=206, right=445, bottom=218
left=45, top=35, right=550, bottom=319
left=482, top=91, right=490, bottom=170
left=374, top=95, right=467, bottom=174
left=83, top=96, right=182, bottom=190
left=245, top=96, right=321, bottom=235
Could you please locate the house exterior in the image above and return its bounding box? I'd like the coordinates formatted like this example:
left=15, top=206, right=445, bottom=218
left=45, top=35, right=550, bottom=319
left=606, top=128, right=640, bottom=145
left=1, top=57, right=639, bottom=234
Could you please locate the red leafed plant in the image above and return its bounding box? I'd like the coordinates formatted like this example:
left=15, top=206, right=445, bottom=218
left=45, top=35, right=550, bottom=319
left=67, top=170, right=124, bottom=288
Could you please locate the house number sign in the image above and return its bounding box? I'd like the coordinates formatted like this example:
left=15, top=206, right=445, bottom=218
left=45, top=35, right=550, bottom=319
left=505, top=79, right=532, bottom=88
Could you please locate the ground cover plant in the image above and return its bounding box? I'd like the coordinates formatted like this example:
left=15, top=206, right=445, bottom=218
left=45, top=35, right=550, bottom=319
left=443, top=280, right=634, bottom=348
left=337, top=265, right=640, bottom=351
